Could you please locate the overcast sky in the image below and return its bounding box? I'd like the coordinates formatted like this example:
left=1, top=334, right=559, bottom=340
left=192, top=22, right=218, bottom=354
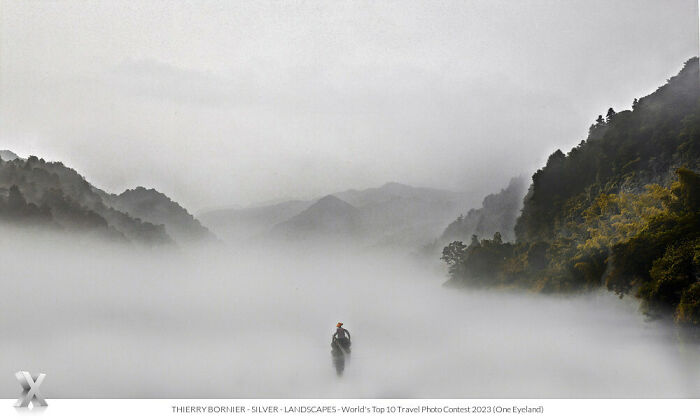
left=1, top=0, right=697, bottom=211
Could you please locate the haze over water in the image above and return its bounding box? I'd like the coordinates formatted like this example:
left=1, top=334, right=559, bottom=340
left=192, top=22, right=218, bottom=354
left=1, top=235, right=697, bottom=398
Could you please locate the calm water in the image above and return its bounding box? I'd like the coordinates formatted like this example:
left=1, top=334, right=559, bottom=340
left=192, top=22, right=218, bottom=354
left=1, top=238, right=698, bottom=398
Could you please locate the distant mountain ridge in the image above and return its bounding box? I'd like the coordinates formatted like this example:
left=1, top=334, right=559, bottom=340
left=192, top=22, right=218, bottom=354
left=200, top=182, right=475, bottom=247
left=199, top=199, right=310, bottom=242
left=441, top=176, right=527, bottom=244
left=0, top=152, right=212, bottom=245
left=270, top=195, right=362, bottom=239
left=334, top=182, right=461, bottom=208
left=101, top=187, right=213, bottom=242
left=0, top=150, right=19, bottom=161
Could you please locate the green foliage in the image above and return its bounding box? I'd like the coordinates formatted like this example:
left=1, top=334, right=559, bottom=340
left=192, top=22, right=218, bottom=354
left=515, top=58, right=700, bottom=243
left=677, top=281, right=700, bottom=326
left=441, top=233, right=513, bottom=287
left=442, top=58, right=700, bottom=326
left=641, top=240, right=699, bottom=316
left=441, top=240, right=467, bottom=279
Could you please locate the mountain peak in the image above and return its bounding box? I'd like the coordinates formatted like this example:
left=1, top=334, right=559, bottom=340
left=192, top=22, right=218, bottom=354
left=119, top=186, right=168, bottom=200
left=0, top=150, right=20, bottom=161
left=305, top=195, right=359, bottom=216
left=315, top=194, right=350, bottom=205
left=380, top=181, right=408, bottom=188
left=377, top=182, right=415, bottom=193
left=107, top=186, right=213, bottom=242
left=270, top=195, right=360, bottom=239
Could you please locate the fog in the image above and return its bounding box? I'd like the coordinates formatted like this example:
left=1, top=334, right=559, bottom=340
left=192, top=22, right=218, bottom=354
left=1, top=230, right=698, bottom=398
left=1, top=1, right=698, bottom=210
left=2, top=0, right=699, bottom=402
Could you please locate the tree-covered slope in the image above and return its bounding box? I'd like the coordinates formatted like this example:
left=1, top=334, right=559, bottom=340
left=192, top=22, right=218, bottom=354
left=102, top=187, right=214, bottom=243
left=442, top=58, right=700, bottom=326
left=0, top=153, right=210, bottom=245
left=516, top=57, right=699, bottom=242
left=441, top=176, right=527, bottom=244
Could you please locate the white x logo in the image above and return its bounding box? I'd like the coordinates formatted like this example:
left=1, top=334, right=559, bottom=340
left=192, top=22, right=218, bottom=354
left=15, top=371, right=48, bottom=407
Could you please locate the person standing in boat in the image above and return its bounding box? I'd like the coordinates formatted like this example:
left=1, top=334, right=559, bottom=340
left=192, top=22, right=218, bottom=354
left=332, top=322, right=351, bottom=352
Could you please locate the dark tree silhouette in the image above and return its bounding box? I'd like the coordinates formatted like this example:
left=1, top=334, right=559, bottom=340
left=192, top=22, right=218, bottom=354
left=605, top=107, right=616, bottom=123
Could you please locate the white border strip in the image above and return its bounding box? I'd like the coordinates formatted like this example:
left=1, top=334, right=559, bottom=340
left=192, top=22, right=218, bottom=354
left=1, top=399, right=698, bottom=420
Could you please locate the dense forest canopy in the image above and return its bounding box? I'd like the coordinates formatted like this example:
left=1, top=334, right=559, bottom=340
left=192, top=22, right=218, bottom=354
left=442, top=58, right=700, bottom=326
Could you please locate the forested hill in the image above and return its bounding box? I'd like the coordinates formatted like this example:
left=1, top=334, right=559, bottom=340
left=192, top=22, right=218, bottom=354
left=517, top=57, right=700, bottom=243
left=442, top=57, right=700, bottom=326
left=102, top=187, right=213, bottom=243
left=0, top=154, right=212, bottom=245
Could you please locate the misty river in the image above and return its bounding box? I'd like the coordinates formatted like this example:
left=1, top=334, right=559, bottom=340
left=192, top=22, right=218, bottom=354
left=1, top=237, right=699, bottom=398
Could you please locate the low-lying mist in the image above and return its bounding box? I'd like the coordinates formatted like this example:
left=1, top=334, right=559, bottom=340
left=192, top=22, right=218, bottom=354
left=1, top=229, right=698, bottom=398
